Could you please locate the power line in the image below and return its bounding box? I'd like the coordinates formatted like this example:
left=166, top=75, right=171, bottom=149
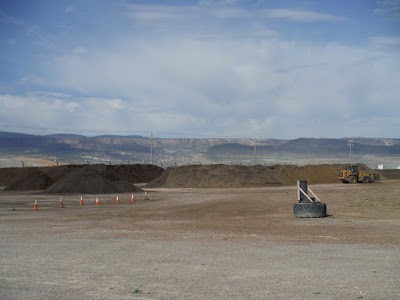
left=348, top=139, right=354, bottom=162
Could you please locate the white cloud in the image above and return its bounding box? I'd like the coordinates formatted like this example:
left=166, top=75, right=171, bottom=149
left=20, top=75, right=46, bottom=85
left=64, top=5, right=75, bottom=14
left=261, top=9, right=347, bottom=22
left=0, top=10, right=56, bottom=49
left=72, top=46, right=88, bottom=55
left=375, top=0, right=400, bottom=18
left=65, top=101, right=81, bottom=113
left=126, top=4, right=197, bottom=22
left=209, top=7, right=250, bottom=18
left=0, top=93, right=140, bottom=133
left=369, top=35, right=400, bottom=47
left=14, top=34, right=394, bottom=138
left=126, top=4, right=346, bottom=27
left=0, top=10, right=24, bottom=26
left=84, top=98, right=127, bottom=113
left=198, top=0, right=241, bottom=7
left=1, top=1, right=399, bottom=138
left=0, top=94, right=26, bottom=109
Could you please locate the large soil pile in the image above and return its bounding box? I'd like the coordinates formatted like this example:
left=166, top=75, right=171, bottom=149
left=146, top=164, right=376, bottom=188
left=377, top=169, right=400, bottom=180
left=41, top=165, right=85, bottom=182
left=42, top=164, right=143, bottom=194
left=1, top=163, right=384, bottom=191
left=0, top=164, right=164, bottom=193
left=0, top=165, right=85, bottom=187
left=111, top=164, right=164, bottom=183
left=4, top=169, right=54, bottom=191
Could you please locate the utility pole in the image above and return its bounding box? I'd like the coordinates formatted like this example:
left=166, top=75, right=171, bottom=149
left=150, top=131, right=154, bottom=165
left=253, top=139, right=257, bottom=164
left=348, top=139, right=353, bottom=162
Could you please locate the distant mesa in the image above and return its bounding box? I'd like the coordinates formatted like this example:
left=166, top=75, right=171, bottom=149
left=1, top=131, right=400, bottom=169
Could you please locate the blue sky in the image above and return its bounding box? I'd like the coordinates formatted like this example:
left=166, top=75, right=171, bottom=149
left=0, top=0, right=399, bottom=138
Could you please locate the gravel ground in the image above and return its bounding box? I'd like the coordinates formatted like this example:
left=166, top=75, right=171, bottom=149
left=1, top=182, right=399, bottom=299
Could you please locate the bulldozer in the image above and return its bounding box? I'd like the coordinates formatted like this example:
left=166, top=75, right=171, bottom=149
left=339, top=165, right=380, bottom=183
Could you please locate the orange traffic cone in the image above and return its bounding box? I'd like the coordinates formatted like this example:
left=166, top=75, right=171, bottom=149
left=131, top=194, right=135, bottom=204
left=115, top=195, right=120, bottom=204
left=80, top=196, right=84, bottom=206
left=95, top=197, right=100, bottom=205
left=33, top=199, right=38, bottom=211
left=59, top=197, right=64, bottom=208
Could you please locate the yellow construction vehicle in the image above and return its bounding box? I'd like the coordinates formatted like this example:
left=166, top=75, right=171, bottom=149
left=339, top=165, right=380, bottom=183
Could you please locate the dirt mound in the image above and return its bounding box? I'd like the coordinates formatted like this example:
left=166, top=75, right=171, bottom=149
left=0, top=167, right=31, bottom=186
left=42, top=164, right=143, bottom=194
left=0, top=164, right=164, bottom=191
left=41, top=165, right=84, bottom=182
left=0, top=165, right=83, bottom=187
left=111, top=164, right=164, bottom=183
left=146, top=164, right=370, bottom=188
left=376, top=169, right=400, bottom=180
left=4, top=169, right=54, bottom=191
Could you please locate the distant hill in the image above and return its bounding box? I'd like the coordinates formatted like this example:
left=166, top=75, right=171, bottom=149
left=208, top=137, right=400, bottom=156
left=1, top=131, right=400, bottom=168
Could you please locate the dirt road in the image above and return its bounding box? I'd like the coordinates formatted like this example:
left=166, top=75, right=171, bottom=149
left=1, top=181, right=399, bottom=299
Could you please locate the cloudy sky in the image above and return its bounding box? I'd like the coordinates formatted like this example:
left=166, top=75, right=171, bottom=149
left=0, top=0, right=399, bottom=138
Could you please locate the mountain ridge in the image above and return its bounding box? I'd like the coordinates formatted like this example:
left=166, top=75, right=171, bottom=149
left=1, top=131, right=399, bottom=168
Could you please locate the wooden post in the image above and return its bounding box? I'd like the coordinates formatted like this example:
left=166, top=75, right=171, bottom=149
left=298, top=180, right=308, bottom=202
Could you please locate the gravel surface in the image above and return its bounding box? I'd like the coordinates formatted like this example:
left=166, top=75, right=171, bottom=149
left=1, top=182, right=399, bottom=299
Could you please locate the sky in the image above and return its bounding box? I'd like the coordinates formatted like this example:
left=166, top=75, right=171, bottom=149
left=0, top=0, right=399, bottom=139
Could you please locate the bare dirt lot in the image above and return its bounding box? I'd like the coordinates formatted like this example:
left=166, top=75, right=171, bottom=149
left=1, top=180, right=399, bottom=300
